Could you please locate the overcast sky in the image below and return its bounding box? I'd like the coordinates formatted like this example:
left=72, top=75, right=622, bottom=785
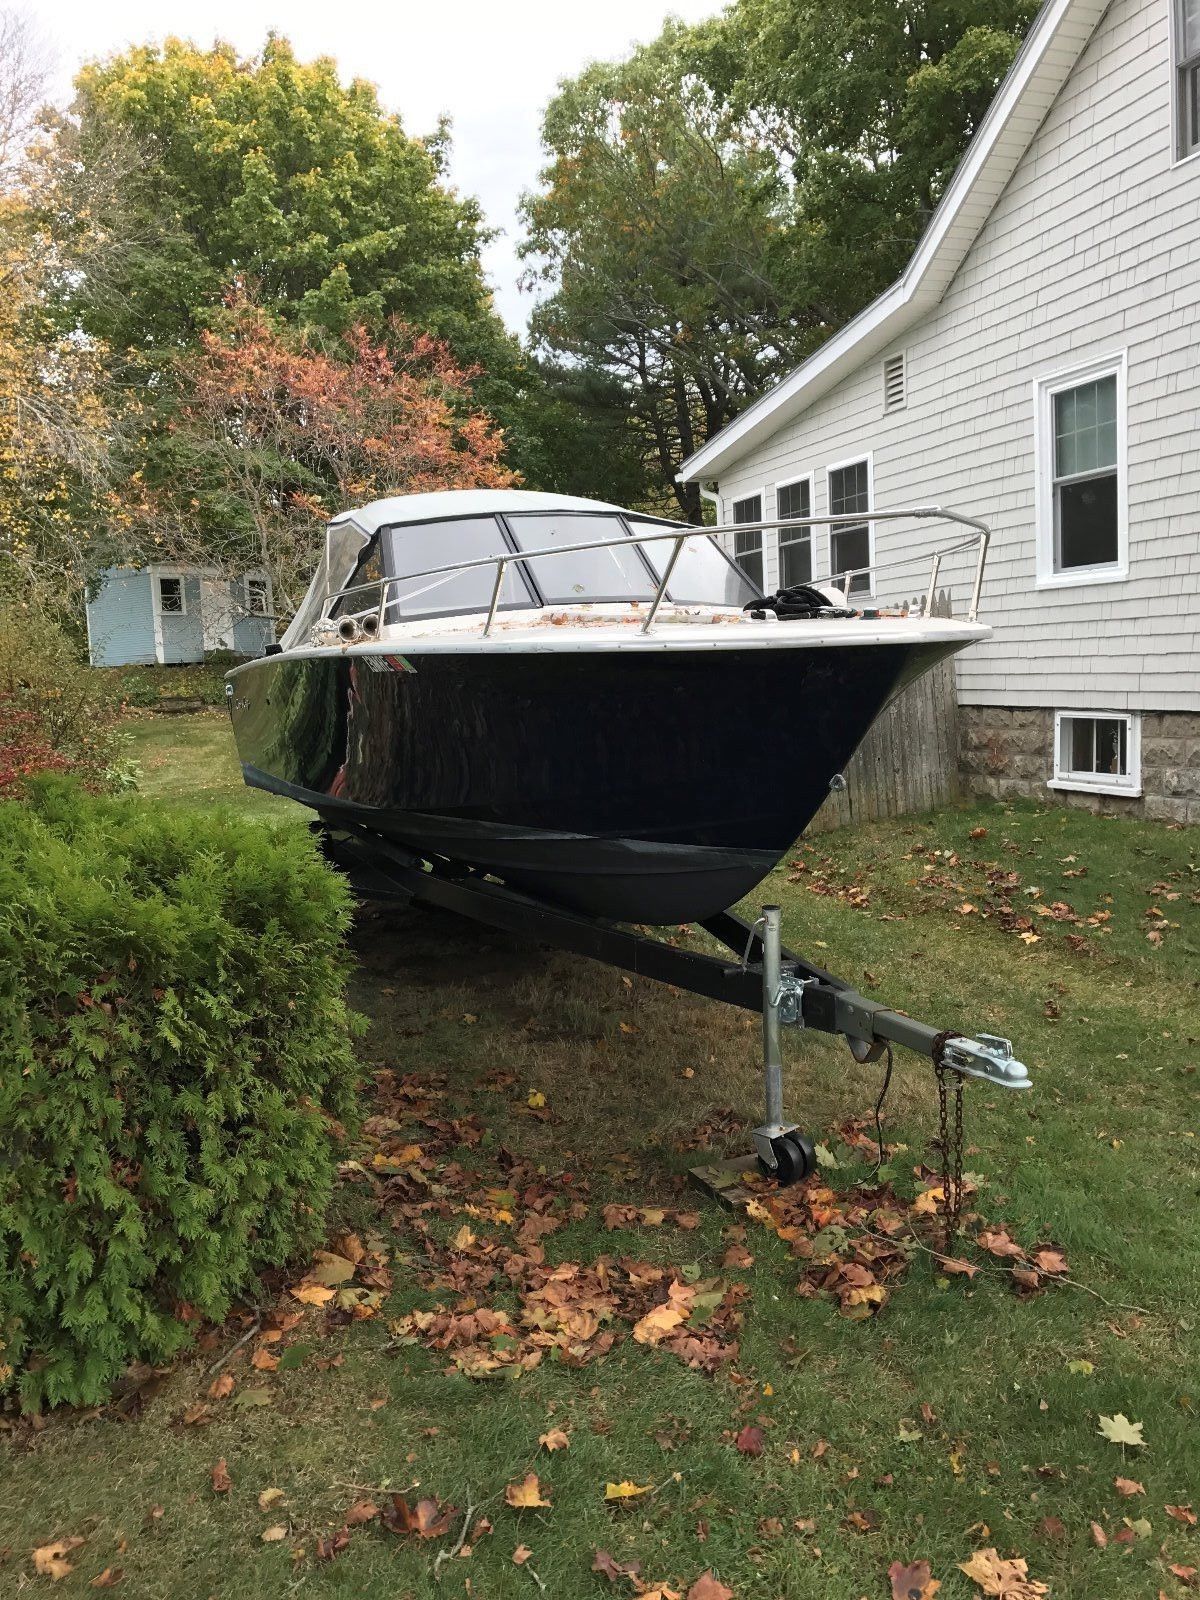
left=39, top=0, right=726, bottom=334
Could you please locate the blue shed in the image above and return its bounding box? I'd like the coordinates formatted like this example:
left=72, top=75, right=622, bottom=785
left=85, top=566, right=275, bottom=667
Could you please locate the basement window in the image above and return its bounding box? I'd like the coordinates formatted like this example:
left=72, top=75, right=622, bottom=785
left=883, top=351, right=907, bottom=412
left=1049, top=711, right=1141, bottom=797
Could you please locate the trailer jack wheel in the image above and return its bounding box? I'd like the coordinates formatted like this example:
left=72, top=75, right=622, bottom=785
left=755, top=1130, right=815, bottom=1186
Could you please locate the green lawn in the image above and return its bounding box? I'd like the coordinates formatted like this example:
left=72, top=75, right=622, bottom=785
left=122, top=712, right=304, bottom=822
left=2, top=714, right=1198, bottom=1599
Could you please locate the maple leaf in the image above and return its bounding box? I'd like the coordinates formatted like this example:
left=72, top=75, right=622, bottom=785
left=592, top=1548, right=643, bottom=1583
left=604, top=1480, right=650, bottom=1501
left=889, top=1559, right=941, bottom=1600
left=1114, top=1476, right=1145, bottom=1496
left=345, top=1499, right=379, bottom=1525
left=505, top=1473, right=551, bottom=1509
left=33, top=1538, right=86, bottom=1581
left=978, top=1230, right=1026, bottom=1260
left=1032, top=1247, right=1069, bottom=1275
left=308, top=1250, right=357, bottom=1286
left=258, top=1487, right=285, bottom=1510
left=539, top=1428, right=570, bottom=1451
left=291, top=1283, right=334, bottom=1306
left=513, top=1544, right=534, bottom=1565
left=211, top=1459, right=232, bottom=1493
left=957, top=1547, right=1049, bottom=1598
left=936, top=1255, right=979, bottom=1279
left=1167, top=1505, right=1198, bottom=1526
left=686, top=1573, right=734, bottom=1600
left=208, top=1372, right=235, bottom=1400
left=251, top=1347, right=279, bottom=1372
left=381, top=1495, right=457, bottom=1538
left=1098, top=1413, right=1146, bottom=1447
left=734, top=1424, right=765, bottom=1457
left=1169, top=1564, right=1198, bottom=1587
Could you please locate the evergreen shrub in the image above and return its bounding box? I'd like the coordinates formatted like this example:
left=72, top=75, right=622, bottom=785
left=0, top=780, right=361, bottom=1409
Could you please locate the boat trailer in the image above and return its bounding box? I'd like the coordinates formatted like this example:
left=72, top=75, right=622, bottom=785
left=320, top=824, right=1031, bottom=1222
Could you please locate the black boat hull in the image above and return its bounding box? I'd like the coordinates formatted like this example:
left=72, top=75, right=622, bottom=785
left=227, top=640, right=957, bottom=922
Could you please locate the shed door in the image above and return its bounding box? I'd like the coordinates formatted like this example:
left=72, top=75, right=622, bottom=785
left=200, top=578, right=235, bottom=652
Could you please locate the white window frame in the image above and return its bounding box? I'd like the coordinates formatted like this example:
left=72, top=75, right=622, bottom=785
left=1048, top=710, right=1142, bottom=798
left=244, top=573, right=273, bottom=616
left=1171, top=0, right=1200, bottom=166
left=774, top=472, right=815, bottom=589
left=153, top=570, right=187, bottom=618
left=1034, top=353, right=1128, bottom=590
left=825, top=452, right=875, bottom=599
left=730, top=488, right=767, bottom=591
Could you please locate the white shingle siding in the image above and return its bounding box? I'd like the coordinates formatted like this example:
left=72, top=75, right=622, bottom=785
left=713, top=0, right=1199, bottom=712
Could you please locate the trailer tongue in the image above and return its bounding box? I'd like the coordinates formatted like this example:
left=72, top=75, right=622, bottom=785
left=321, top=823, right=1031, bottom=1250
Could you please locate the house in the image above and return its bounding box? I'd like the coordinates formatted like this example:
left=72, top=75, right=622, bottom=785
left=680, top=0, right=1200, bottom=822
left=85, top=565, right=275, bottom=668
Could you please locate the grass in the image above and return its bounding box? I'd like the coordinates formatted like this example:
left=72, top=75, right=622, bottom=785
left=122, top=713, right=304, bottom=822
left=2, top=714, right=1198, bottom=1599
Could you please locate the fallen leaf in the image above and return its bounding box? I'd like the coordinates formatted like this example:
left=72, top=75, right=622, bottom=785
left=261, top=1527, right=287, bottom=1544
left=1169, top=1565, right=1198, bottom=1587
left=381, top=1495, right=457, bottom=1539
left=258, top=1488, right=284, bottom=1510
left=1099, top=1413, right=1146, bottom=1448
left=1032, top=1248, right=1068, bottom=1275
left=1115, top=1476, right=1145, bottom=1497
left=539, top=1428, right=570, bottom=1452
left=251, top=1347, right=279, bottom=1372
left=958, top=1546, right=1048, bottom=1598
left=632, top=1303, right=687, bottom=1345
left=889, top=1559, right=941, bottom=1600
left=1167, top=1505, right=1198, bottom=1526
left=978, top=1229, right=1026, bottom=1260
left=315, top=1528, right=351, bottom=1561
left=345, top=1500, right=379, bottom=1526
left=686, top=1573, right=734, bottom=1600
left=513, top=1544, right=534, bottom=1566
left=592, top=1548, right=642, bottom=1582
left=211, top=1459, right=231, bottom=1494
left=33, top=1538, right=86, bottom=1581
left=505, top=1473, right=551, bottom=1509
left=207, top=1373, right=234, bottom=1400
left=1035, top=1516, right=1066, bottom=1541
left=527, top=1090, right=546, bottom=1108
left=291, top=1283, right=334, bottom=1306
left=734, top=1424, right=765, bottom=1457
left=89, top=1568, right=122, bottom=1588
left=1089, top=1521, right=1107, bottom=1549
left=604, top=1481, right=650, bottom=1501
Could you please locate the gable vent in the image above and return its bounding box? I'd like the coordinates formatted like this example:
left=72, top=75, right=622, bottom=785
left=883, top=351, right=907, bottom=412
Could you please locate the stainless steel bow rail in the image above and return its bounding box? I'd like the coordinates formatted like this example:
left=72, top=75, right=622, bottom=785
left=319, top=825, right=1030, bottom=1192
left=320, top=505, right=992, bottom=641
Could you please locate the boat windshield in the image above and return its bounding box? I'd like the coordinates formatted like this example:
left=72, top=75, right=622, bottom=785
left=280, top=518, right=370, bottom=648
left=627, top=519, right=761, bottom=607
left=380, top=517, right=534, bottom=619
left=505, top=513, right=656, bottom=603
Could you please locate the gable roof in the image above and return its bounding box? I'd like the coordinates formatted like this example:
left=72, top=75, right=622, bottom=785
left=678, top=0, right=1110, bottom=483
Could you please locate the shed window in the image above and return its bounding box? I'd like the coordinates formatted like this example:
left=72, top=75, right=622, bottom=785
left=1051, top=711, right=1141, bottom=796
left=731, top=494, right=764, bottom=589
left=827, top=460, right=872, bottom=595
left=246, top=577, right=270, bottom=615
left=1177, top=0, right=1200, bottom=158
left=776, top=478, right=812, bottom=586
left=156, top=575, right=184, bottom=615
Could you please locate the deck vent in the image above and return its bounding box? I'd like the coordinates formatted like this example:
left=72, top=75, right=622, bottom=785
left=883, top=351, right=907, bottom=413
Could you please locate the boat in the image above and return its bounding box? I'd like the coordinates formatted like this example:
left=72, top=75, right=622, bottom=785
left=225, top=489, right=991, bottom=923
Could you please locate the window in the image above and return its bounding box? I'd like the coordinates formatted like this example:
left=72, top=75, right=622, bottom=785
left=776, top=477, right=812, bottom=587
left=156, top=575, right=184, bottom=615
left=1036, top=356, right=1127, bottom=586
left=383, top=517, right=536, bottom=618
left=1176, top=0, right=1200, bottom=159
left=246, top=576, right=270, bottom=615
left=1050, top=711, right=1141, bottom=796
left=827, top=458, right=872, bottom=595
left=883, top=351, right=907, bottom=413
left=629, top=521, right=759, bottom=607
left=731, top=494, right=764, bottom=590
left=507, top=513, right=655, bottom=603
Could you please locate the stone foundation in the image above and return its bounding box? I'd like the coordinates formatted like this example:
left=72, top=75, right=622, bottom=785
left=959, top=707, right=1200, bottom=823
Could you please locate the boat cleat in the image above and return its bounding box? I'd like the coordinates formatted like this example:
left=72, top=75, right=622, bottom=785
left=939, top=1033, right=1032, bottom=1090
